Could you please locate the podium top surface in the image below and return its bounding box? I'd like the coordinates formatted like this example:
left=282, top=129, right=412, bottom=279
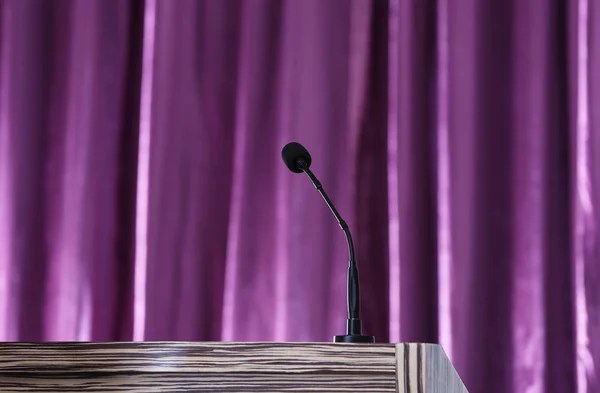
left=0, top=342, right=468, bottom=392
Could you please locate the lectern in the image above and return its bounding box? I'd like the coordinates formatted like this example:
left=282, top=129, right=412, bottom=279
left=0, top=342, right=468, bottom=392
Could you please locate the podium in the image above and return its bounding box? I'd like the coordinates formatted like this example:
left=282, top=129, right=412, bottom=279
left=0, top=342, right=468, bottom=392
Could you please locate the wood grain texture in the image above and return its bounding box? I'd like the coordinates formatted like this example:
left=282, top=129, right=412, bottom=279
left=0, top=342, right=397, bottom=392
left=0, top=342, right=469, bottom=392
left=395, top=343, right=469, bottom=393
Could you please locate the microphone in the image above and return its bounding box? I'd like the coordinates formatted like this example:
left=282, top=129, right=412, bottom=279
left=281, top=142, right=375, bottom=343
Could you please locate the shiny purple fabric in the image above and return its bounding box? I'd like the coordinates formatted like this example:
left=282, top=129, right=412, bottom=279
left=0, top=0, right=599, bottom=392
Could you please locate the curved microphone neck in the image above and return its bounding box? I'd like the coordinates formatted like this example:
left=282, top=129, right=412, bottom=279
left=297, top=160, right=369, bottom=340
left=298, top=161, right=356, bottom=264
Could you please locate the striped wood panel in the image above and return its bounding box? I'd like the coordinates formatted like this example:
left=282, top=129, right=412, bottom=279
left=395, top=343, right=468, bottom=393
left=0, top=342, right=397, bottom=392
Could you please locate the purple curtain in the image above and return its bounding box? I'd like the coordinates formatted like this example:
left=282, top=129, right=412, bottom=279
left=0, top=0, right=599, bottom=392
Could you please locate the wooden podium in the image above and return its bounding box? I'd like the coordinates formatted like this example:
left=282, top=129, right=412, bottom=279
left=0, top=342, right=468, bottom=392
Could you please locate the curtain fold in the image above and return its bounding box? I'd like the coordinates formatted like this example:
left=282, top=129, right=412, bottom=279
left=0, top=0, right=599, bottom=391
left=0, top=0, right=143, bottom=341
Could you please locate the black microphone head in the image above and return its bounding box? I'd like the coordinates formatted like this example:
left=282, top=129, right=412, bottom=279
left=281, top=142, right=312, bottom=173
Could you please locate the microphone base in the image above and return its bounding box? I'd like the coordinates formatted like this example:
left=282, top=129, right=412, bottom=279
left=333, top=335, right=375, bottom=343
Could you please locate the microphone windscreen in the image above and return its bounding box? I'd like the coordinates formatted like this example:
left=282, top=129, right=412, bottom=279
left=281, top=142, right=312, bottom=173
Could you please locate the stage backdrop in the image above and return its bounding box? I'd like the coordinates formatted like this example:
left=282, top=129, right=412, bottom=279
left=0, top=0, right=599, bottom=392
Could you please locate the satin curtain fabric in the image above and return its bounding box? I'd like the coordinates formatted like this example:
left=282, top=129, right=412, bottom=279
left=0, top=0, right=599, bottom=392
